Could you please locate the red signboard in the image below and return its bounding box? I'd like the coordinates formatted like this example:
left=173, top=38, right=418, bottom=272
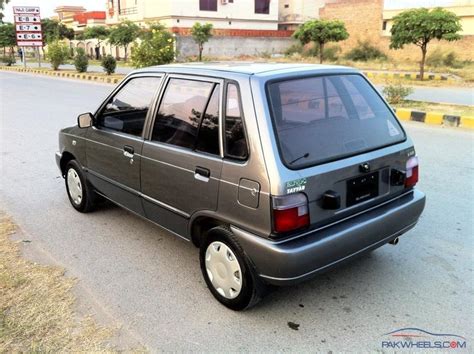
left=13, top=6, right=43, bottom=47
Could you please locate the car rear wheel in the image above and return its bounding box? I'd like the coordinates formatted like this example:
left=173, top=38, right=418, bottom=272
left=199, top=226, right=265, bottom=311
left=65, top=160, right=96, bottom=213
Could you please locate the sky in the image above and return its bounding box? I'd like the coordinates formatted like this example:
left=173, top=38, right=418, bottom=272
left=2, top=0, right=468, bottom=22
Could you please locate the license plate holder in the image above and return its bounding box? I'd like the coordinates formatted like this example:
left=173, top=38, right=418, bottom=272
left=346, top=171, right=379, bottom=207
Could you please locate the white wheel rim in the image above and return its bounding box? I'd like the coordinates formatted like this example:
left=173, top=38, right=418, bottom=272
left=205, top=241, right=243, bottom=299
left=67, top=168, right=83, bottom=206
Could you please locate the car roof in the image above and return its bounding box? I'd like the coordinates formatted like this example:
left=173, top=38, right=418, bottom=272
left=133, top=62, right=358, bottom=78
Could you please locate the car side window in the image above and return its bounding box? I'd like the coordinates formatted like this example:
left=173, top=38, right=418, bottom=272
left=96, top=77, right=161, bottom=136
left=151, top=78, right=216, bottom=151
left=195, top=85, right=220, bottom=155
left=225, top=83, right=248, bottom=160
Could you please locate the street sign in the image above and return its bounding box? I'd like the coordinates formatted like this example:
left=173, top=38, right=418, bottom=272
left=13, top=6, right=40, bottom=14
left=16, top=24, right=42, bottom=31
left=17, top=33, right=43, bottom=40
left=13, top=6, right=43, bottom=47
left=14, top=14, right=41, bottom=23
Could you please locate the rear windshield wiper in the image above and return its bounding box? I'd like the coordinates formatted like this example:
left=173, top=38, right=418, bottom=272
left=289, top=153, right=309, bottom=165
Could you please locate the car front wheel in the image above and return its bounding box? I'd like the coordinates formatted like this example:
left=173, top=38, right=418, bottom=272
left=65, top=160, right=96, bottom=213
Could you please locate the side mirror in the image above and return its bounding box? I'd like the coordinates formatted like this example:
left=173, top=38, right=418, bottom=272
left=77, top=112, right=93, bottom=128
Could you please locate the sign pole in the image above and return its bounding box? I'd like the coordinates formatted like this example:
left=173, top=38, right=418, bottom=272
left=23, top=46, right=26, bottom=68
left=37, top=47, right=41, bottom=67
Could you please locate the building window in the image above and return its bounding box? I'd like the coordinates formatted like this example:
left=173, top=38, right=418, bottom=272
left=382, top=20, right=387, bottom=31
left=200, top=0, right=217, bottom=11
left=255, top=0, right=270, bottom=14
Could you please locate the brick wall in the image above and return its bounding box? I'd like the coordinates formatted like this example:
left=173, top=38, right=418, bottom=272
left=319, top=0, right=473, bottom=61
left=319, top=0, right=383, bottom=48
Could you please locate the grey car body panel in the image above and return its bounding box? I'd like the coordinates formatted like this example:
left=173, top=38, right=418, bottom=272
left=57, top=63, right=426, bottom=285
left=231, top=189, right=426, bottom=285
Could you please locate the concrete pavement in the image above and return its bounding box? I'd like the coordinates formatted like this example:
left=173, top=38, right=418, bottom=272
left=0, top=71, right=473, bottom=351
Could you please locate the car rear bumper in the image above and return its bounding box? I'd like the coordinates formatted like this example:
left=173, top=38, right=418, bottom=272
left=231, top=189, right=426, bottom=286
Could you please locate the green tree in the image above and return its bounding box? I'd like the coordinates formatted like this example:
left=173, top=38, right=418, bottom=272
left=41, top=19, right=74, bottom=59
left=293, top=19, right=349, bottom=64
left=390, top=7, right=462, bottom=80
left=46, top=40, right=69, bottom=70
left=190, top=22, right=213, bottom=61
left=131, top=24, right=174, bottom=68
left=0, top=0, right=10, bottom=23
left=41, top=18, right=74, bottom=43
left=0, top=22, right=15, bottom=56
left=83, top=26, right=110, bottom=59
left=108, top=20, right=141, bottom=61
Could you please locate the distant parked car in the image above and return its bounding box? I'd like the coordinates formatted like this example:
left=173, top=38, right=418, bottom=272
left=56, top=63, right=425, bottom=310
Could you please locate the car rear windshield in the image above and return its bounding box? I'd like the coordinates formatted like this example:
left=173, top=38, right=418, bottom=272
left=267, top=74, right=406, bottom=169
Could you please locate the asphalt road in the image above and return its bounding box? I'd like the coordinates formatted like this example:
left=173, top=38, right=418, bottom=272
left=16, top=61, right=474, bottom=105
left=0, top=72, right=473, bottom=351
left=374, top=84, right=474, bottom=106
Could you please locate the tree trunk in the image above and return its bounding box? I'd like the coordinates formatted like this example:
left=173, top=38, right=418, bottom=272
left=319, top=42, right=324, bottom=64
left=124, top=46, right=127, bottom=61
left=199, top=44, right=203, bottom=61
left=420, top=45, right=427, bottom=81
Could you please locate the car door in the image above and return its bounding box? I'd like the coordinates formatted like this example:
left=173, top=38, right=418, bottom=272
left=86, top=75, right=163, bottom=215
left=141, top=75, right=223, bottom=237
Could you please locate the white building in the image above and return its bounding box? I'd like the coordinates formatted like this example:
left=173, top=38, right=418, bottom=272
left=106, top=0, right=279, bottom=30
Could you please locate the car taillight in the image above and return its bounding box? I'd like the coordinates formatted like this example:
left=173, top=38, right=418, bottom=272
left=272, top=193, right=310, bottom=234
left=405, top=156, right=419, bottom=188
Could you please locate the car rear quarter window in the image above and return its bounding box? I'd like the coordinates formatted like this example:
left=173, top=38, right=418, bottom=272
left=96, top=77, right=161, bottom=136
left=152, top=78, right=220, bottom=154
left=225, top=83, right=248, bottom=160
left=267, top=74, right=405, bottom=169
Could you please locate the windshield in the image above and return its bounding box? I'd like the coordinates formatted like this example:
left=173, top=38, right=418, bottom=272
left=267, top=74, right=406, bottom=169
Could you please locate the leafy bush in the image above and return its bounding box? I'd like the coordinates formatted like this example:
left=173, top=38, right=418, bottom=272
left=383, top=82, right=413, bottom=104
left=101, top=55, right=117, bottom=75
left=321, top=45, right=341, bottom=61
left=46, top=41, right=70, bottom=70
left=285, top=42, right=340, bottom=61
left=131, top=24, right=174, bottom=68
left=345, top=40, right=387, bottom=61
left=1, top=55, right=15, bottom=66
left=73, top=47, right=88, bottom=73
left=285, top=42, right=304, bottom=56
left=426, top=48, right=462, bottom=68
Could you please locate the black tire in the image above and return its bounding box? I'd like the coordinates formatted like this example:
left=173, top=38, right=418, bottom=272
left=199, top=226, right=266, bottom=311
left=65, top=160, right=96, bottom=213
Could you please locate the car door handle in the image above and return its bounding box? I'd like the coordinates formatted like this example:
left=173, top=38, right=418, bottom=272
left=123, top=145, right=134, bottom=158
left=195, top=166, right=210, bottom=182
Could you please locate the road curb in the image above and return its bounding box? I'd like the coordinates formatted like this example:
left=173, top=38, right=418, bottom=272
left=364, top=71, right=450, bottom=81
left=0, top=65, right=123, bottom=84
left=394, top=108, right=473, bottom=129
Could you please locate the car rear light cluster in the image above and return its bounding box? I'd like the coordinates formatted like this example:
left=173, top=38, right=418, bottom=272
left=272, top=193, right=310, bottom=234
left=405, top=156, right=419, bottom=188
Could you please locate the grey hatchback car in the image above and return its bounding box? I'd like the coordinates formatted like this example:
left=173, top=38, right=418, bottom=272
left=56, top=63, right=425, bottom=310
